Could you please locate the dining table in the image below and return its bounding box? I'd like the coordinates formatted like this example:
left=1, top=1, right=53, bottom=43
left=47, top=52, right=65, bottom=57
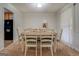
left=20, top=28, right=58, bottom=55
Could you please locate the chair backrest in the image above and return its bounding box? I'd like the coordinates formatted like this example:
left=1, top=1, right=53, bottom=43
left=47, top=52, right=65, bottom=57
left=40, top=34, right=53, bottom=45
left=58, top=29, right=63, bottom=41
left=16, top=28, right=20, bottom=38
left=16, top=27, right=24, bottom=41
left=41, top=35, right=52, bottom=39
left=25, top=35, right=37, bottom=45
left=26, top=35, right=37, bottom=40
left=16, top=27, right=22, bottom=36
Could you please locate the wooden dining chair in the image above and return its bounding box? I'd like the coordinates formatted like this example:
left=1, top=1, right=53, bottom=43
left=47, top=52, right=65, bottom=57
left=57, top=29, right=63, bottom=41
left=24, top=35, right=37, bottom=56
left=40, top=33, right=54, bottom=56
left=54, top=29, right=63, bottom=53
left=16, top=27, right=25, bottom=53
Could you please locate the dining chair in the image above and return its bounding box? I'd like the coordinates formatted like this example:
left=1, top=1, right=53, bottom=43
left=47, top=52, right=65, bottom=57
left=40, top=33, right=53, bottom=56
left=24, top=35, right=37, bottom=56
left=16, top=27, right=25, bottom=53
left=54, top=29, right=63, bottom=53
left=57, top=29, right=63, bottom=41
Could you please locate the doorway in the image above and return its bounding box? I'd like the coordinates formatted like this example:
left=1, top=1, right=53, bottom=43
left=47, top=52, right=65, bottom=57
left=4, top=8, right=13, bottom=47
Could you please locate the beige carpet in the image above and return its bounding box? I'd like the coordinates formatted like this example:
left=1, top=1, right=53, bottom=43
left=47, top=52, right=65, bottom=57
left=0, top=40, right=79, bottom=56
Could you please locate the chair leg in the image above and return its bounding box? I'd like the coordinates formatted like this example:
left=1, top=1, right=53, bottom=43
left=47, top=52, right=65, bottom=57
left=40, top=46, right=42, bottom=56
left=50, top=47, right=53, bottom=56
left=22, top=42, right=24, bottom=52
left=17, top=41, right=20, bottom=55
left=24, top=47, right=27, bottom=56
left=54, top=46, right=57, bottom=53
left=22, top=46, right=24, bottom=52
left=36, top=47, right=37, bottom=56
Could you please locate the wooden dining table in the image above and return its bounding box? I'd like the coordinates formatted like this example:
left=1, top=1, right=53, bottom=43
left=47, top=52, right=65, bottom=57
left=21, top=29, right=57, bottom=42
left=20, top=29, right=57, bottom=55
left=22, top=29, right=56, bottom=35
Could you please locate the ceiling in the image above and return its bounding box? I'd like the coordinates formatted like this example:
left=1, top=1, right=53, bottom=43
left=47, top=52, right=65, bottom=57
left=12, top=3, right=67, bottom=13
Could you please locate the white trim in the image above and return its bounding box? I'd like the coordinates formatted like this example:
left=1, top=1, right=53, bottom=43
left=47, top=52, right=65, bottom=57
left=73, top=47, right=79, bottom=52
left=61, top=40, right=72, bottom=47
left=0, top=5, right=4, bottom=48
left=61, top=40, right=79, bottom=52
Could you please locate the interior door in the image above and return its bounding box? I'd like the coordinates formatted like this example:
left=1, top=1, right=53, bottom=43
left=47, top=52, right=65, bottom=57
left=4, top=9, right=13, bottom=40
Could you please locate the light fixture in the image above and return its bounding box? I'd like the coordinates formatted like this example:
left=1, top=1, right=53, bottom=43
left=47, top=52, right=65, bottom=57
left=37, top=3, right=42, bottom=8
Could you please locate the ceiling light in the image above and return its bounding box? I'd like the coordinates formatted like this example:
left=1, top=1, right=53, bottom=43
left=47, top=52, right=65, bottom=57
left=37, top=4, right=42, bottom=8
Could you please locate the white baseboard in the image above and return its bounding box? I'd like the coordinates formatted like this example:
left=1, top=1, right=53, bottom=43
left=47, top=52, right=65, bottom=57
left=71, top=46, right=79, bottom=52
left=61, top=40, right=79, bottom=52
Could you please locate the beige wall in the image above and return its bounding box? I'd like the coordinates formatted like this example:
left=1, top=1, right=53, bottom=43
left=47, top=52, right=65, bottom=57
left=22, top=12, right=58, bottom=31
